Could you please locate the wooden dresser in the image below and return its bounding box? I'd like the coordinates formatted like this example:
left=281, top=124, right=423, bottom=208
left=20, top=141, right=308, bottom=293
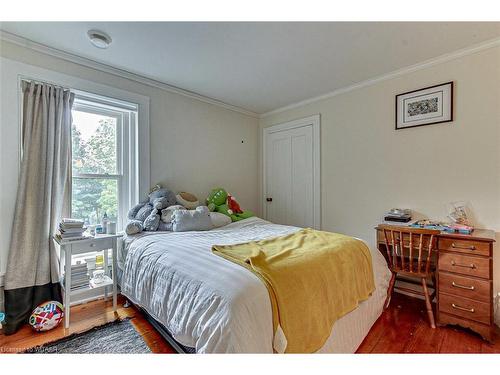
left=376, top=226, right=496, bottom=342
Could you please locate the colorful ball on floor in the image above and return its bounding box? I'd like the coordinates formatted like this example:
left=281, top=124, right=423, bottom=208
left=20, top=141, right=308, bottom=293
left=29, top=301, right=64, bottom=332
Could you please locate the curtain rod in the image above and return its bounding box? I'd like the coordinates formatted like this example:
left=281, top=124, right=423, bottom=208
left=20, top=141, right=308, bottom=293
left=18, top=75, right=139, bottom=110
left=19, top=76, right=72, bottom=92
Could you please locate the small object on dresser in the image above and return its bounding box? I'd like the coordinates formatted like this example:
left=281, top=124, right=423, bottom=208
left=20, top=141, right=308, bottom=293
left=448, top=201, right=471, bottom=226
left=410, top=219, right=448, bottom=231
left=0, top=312, right=5, bottom=330
left=384, top=208, right=412, bottom=223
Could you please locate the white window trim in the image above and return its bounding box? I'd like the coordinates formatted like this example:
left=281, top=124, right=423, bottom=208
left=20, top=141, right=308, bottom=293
left=71, top=93, right=139, bottom=229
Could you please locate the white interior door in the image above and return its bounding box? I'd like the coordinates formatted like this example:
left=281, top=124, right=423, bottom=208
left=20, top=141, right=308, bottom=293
left=264, top=115, right=320, bottom=228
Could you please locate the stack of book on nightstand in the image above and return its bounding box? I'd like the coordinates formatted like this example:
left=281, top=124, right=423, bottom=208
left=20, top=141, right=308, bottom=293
left=64, top=261, right=90, bottom=291
left=55, top=218, right=89, bottom=242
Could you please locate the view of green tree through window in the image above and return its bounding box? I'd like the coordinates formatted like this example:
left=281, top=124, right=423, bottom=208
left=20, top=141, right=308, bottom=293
left=71, top=108, right=119, bottom=225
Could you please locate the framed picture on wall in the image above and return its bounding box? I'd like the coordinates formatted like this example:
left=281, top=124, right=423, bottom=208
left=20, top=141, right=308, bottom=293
left=395, top=81, right=453, bottom=130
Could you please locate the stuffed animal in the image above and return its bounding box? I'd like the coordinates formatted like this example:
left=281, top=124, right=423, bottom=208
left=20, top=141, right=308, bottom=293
left=161, top=204, right=186, bottom=224
left=171, top=206, right=214, bottom=232
left=226, top=194, right=243, bottom=215
left=176, top=192, right=200, bottom=209
left=125, top=186, right=177, bottom=234
left=206, top=188, right=254, bottom=222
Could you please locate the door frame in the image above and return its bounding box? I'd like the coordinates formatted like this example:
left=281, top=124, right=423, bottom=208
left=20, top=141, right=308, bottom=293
left=262, top=114, right=321, bottom=229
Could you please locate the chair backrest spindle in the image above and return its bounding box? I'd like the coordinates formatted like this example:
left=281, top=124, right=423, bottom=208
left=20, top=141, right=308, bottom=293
left=426, top=235, right=435, bottom=274
left=378, top=224, right=439, bottom=276
left=409, top=232, right=413, bottom=272
left=418, top=233, right=424, bottom=274
left=399, top=231, right=405, bottom=269
left=383, top=229, right=393, bottom=267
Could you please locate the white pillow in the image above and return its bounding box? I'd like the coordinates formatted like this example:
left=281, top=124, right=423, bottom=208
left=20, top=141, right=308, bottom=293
left=210, top=212, right=232, bottom=228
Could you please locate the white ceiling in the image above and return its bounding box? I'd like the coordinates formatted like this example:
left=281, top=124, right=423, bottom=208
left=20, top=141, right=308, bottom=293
left=1, top=22, right=499, bottom=114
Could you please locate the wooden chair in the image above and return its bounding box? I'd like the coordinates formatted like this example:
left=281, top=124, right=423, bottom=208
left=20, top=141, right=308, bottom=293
left=379, top=224, right=440, bottom=328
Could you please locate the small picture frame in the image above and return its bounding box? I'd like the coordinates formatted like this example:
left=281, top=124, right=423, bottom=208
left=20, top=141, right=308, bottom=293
left=395, top=81, right=453, bottom=130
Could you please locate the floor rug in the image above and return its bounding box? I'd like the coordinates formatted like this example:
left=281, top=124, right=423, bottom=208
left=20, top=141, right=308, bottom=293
left=25, top=319, right=151, bottom=353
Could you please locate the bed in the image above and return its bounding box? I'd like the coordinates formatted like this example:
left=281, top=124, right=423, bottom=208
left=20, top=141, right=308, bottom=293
left=119, top=217, right=391, bottom=353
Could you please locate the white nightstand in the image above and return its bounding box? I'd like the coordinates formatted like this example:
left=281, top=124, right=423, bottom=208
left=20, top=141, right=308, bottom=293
left=53, top=233, right=122, bottom=328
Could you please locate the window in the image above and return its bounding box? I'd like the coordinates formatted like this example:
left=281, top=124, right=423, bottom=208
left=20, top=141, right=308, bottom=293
left=71, top=93, right=138, bottom=230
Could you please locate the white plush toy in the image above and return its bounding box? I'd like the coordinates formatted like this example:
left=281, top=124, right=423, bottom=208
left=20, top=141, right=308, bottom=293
left=161, top=205, right=186, bottom=223
left=172, top=206, right=214, bottom=232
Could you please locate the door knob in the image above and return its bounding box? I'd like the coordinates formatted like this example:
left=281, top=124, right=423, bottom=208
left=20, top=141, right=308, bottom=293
left=266, top=198, right=273, bottom=202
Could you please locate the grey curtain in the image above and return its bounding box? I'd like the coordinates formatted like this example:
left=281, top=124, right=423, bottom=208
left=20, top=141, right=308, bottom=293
left=3, top=81, right=74, bottom=334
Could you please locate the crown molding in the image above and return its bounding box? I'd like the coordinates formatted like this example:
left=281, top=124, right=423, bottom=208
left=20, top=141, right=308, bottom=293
left=0, top=30, right=259, bottom=118
left=2, top=29, right=499, bottom=120
left=261, top=36, right=500, bottom=118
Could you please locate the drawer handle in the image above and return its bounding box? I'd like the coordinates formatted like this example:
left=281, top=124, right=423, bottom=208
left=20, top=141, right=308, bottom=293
left=452, top=243, right=476, bottom=250
left=90, top=243, right=95, bottom=247
left=452, top=281, right=475, bottom=290
left=451, top=260, right=475, bottom=269
left=451, top=303, right=475, bottom=313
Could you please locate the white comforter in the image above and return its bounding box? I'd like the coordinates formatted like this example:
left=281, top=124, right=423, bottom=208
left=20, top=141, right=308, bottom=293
left=121, top=217, right=390, bottom=353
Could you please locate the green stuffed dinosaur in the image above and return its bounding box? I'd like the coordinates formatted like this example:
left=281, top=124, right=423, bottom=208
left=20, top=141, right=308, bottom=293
left=206, top=188, right=254, bottom=222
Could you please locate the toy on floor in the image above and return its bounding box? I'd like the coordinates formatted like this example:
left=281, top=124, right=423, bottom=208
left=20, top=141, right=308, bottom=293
left=29, top=301, right=64, bottom=332
left=206, top=188, right=253, bottom=222
left=125, top=184, right=177, bottom=234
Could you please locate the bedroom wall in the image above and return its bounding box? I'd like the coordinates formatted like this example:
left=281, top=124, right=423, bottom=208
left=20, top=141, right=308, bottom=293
left=0, top=40, right=260, bottom=295
left=260, top=45, right=500, bottom=325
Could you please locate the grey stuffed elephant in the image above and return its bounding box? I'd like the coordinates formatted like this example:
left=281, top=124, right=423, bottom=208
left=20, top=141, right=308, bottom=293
left=125, top=187, right=176, bottom=234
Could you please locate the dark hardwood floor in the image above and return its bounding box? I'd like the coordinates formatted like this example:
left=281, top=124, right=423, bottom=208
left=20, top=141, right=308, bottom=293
left=1, top=293, right=498, bottom=353
left=0, top=295, right=175, bottom=353
left=357, top=293, right=500, bottom=353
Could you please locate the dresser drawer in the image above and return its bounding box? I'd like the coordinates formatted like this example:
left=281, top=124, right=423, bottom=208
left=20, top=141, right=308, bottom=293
left=438, top=272, right=491, bottom=303
left=438, top=252, right=490, bottom=279
left=439, top=293, right=491, bottom=325
left=71, top=238, right=113, bottom=254
left=439, top=238, right=490, bottom=257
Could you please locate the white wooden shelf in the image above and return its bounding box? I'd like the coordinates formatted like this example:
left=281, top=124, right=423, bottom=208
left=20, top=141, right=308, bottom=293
left=53, top=234, right=121, bottom=328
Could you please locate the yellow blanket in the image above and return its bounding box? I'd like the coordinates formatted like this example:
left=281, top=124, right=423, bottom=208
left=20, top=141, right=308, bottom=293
left=212, top=228, right=375, bottom=353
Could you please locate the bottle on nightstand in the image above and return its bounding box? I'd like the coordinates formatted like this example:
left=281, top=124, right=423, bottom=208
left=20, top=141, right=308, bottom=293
left=101, top=212, right=109, bottom=234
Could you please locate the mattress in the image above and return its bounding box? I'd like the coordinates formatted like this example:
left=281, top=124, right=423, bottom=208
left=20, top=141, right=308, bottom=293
left=120, top=217, right=391, bottom=353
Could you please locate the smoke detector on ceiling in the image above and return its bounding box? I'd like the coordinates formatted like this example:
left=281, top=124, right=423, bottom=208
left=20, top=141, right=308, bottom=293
left=87, top=30, right=112, bottom=49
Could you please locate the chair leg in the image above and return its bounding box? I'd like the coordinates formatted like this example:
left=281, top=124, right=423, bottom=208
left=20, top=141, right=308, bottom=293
left=384, top=272, right=396, bottom=309
left=422, top=277, right=436, bottom=328
left=429, top=274, right=437, bottom=303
